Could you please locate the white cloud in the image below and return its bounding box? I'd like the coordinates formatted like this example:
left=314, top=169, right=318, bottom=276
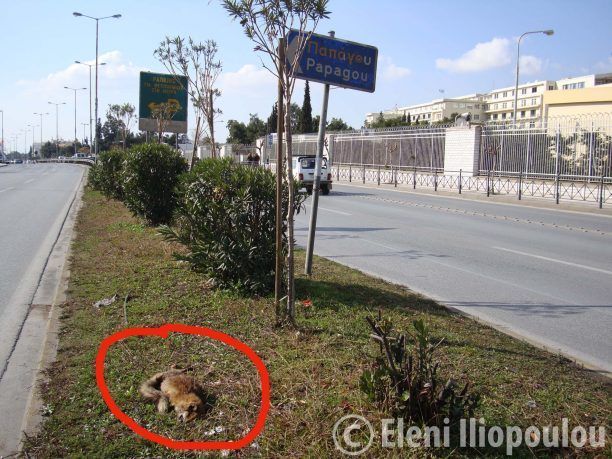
left=436, top=38, right=511, bottom=73
left=594, top=56, right=612, bottom=72
left=219, top=64, right=276, bottom=96
left=519, top=55, right=543, bottom=75
left=380, top=55, right=411, bottom=80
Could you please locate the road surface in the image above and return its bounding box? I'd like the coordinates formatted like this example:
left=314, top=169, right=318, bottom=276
left=0, top=163, right=84, bottom=377
left=296, top=183, right=612, bottom=373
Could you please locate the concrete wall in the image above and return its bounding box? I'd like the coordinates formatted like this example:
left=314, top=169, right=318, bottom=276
left=443, top=125, right=481, bottom=176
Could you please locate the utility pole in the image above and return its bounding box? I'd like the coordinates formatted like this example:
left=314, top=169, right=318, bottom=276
left=305, top=31, right=335, bottom=275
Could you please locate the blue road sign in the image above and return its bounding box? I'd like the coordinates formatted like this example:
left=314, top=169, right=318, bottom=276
left=287, top=30, right=378, bottom=93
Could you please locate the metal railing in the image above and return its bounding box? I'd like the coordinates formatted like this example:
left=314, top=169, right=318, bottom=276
left=331, top=164, right=612, bottom=208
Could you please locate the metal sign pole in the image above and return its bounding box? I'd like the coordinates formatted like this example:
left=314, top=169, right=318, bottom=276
left=274, top=38, right=286, bottom=318
left=305, top=31, right=334, bottom=276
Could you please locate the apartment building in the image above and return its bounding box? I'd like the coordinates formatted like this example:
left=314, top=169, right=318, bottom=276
left=484, top=80, right=555, bottom=123
left=365, top=94, right=487, bottom=125
left=365, top=73, right=612, bottom=127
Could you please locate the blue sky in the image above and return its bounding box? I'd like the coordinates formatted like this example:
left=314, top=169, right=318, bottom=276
left=1, top=0, right=611, bottom=150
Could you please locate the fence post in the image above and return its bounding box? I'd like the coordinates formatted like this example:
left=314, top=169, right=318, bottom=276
left=600, top=174, right=605, bottom=209
left=434, top=170, right=438, bottom=191
left=394, top=167, right=397, bottom=187
left=336, top=163, right=340, bottom=182
left=362, top=164, right=365, bottom=184
left=349, top=164, right=352, bottom=182
left=413, top=167, right=417, bottom=189
left=459, top=169, right=462, bottom=194
left=555, top=124, right=561, bottom=205
left=518, top=171, right=523, bottom=200
left=487, top=169, right=490, bottom=197
left=377, top=165, right=381, bottom=186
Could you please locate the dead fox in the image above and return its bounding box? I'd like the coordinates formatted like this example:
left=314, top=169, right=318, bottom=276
left=139, top=366, right=205, bottom=422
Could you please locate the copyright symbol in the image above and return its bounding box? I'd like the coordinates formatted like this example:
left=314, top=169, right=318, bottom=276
left=332, top=414, right=374, bottom=456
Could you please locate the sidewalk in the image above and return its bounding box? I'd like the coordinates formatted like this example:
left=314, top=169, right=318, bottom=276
left=333, top=178, right=612, bottom=217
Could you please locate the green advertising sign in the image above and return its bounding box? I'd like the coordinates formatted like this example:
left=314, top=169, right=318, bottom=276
left=138, top=71, right=188, bottom=133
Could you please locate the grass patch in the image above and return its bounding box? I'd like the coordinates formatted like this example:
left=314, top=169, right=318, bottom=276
left=26, top=190, right=611, bottom=457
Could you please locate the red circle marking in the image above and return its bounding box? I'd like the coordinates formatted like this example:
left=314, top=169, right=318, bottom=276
left=95, top=324, right=270, bottom=450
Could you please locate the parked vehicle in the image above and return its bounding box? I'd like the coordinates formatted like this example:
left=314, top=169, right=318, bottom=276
left=293, top=155, right=332, bottom=195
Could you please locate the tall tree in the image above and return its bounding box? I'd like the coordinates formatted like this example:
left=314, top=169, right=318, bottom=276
left=226, top=119, right=249, bottom=144
left=224, top=0, right=330, bottom=325
left=107, top=103, right=136, bottom=150
left=267, top=103, right=278, bottom=134
left=327, top=117, right=352, bottom=131
left=299, top=80, right=313, bottom=133
left=155, top=37, right=222, bottom=165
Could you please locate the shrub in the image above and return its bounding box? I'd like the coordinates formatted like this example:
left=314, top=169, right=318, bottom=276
left=160, top=158, right=305, bottom=294
left=88, top=149, right=126, bottom=200
left=121, top=143, right=188, bottom=226
left=360, top=314, right=479, bottom=429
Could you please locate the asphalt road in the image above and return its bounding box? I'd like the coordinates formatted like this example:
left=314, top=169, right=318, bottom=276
left=0, top=163, right=84, bottom=378
left=295, top=183, right=612, bottom=373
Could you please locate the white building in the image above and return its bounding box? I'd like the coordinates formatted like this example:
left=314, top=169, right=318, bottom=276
left=365, top=73, right=612, bottom=127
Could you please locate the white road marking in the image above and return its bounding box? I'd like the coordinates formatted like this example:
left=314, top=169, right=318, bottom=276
left=493, top=246, right=612, bottom=277
left=360, top=238, right=399, bottom=251
left=0, top=187, right=15, bottom=193
left=318, top=206, right=352, bottom=216
left=24, top=178, right=34, bottom=184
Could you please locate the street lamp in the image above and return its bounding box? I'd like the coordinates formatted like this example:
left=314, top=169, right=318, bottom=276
left=75, top=60, right=106, bottom=149
left=73, top=12, right=122, bottom=155
left=33, top=112, right=49, bottom=157
left=64, top=86, right=87, bottom=156
left=81, top=122, right=89, bottom=146
left=513, top=29, right=554, bottom=125
left=48, top=101, right=66, bottom=157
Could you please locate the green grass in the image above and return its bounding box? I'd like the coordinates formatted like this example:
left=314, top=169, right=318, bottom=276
left=25, top=189, right=611, bottom=458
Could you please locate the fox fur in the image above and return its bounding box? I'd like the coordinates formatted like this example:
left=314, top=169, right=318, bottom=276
left=139, top=366, right=205, bottom=422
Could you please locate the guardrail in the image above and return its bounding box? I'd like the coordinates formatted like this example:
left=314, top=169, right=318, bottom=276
left=38, top=158, right=95, bottom=166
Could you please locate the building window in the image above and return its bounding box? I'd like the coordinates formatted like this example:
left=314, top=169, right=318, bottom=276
left=475, top=104, right=480, bottom=109
left=473, top=114, right=480, bottom=120
left=521, top=111, right=526, bottom=118
left=494, top=93, right=499, bottom=99
left=502, top=102, right=507, bottom=108
left=548, top=85, right=555, bottom=90
left=531, top=98, right=537, bottom=105
left=521, top=88, right=527, bottom=95
left=521, top=99, right=526, bottom=107
left=502, top=113, right=507, bottom=120
left=503, top=91, right=507, bottom=97
left=531, top=86, right=537, bottom=93
left=494, top=103, right=498, bottom=109
left=530, top=109, right=536, bottom=117
left=493, top=114, right=498, bottom=120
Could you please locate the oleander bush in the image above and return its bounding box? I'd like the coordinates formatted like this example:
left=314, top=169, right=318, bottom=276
left=160, top=158, right=305, bottom=294
left=121, top=143, right=188, bottom=226
left=88, top=149, right=126, bottom=200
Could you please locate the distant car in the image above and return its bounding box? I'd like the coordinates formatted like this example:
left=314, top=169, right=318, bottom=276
left=14, top=159, right=23, bottom=164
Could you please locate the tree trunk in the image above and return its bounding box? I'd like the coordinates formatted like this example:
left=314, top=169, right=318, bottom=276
left=191, top=115, right=202, bottom=169
left=208, top=90, right=216, bottom=158
left=284, top=94, right=296, bottom=325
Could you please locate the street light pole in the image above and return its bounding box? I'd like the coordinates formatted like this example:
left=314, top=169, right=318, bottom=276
left=48, top=101, right=66, bottom=157
left=81, top=123, right=89, bottom=145
left=513, top=29, right=554, bottom=125
left=75, top=61, right=106, bottom=151
left=33, top=112, right=49, bottom=157
left=73, top=12, right=122, bottom=155
left=64, top=86, right=86, bottom=156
